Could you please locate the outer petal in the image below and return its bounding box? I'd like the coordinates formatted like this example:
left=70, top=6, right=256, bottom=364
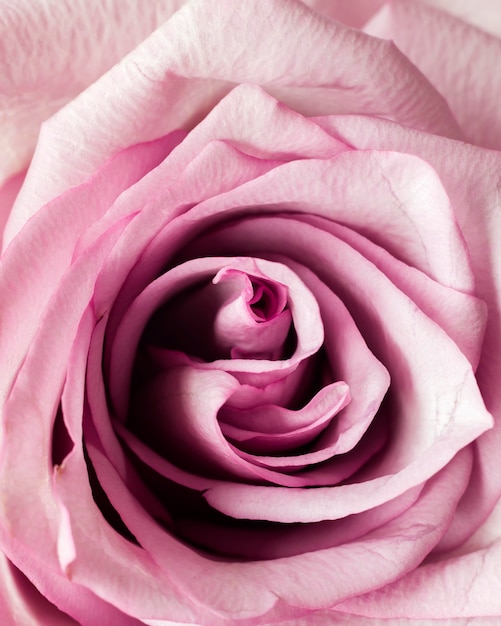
left=366, top=0, right=501, bottom=149
left=0, top=0, right=186, bottom=185
left=0, top=132, right=181, bottom=405
left=300, top=0, right=385, bottom=28
left=4, top=0, right=461, bottom=244
left=337, top=539, right=501, bottom=620
left=0, top=552, right=77, bottom=626
left=0, top=171, right=24, bottom=242
left=315, top=114, right=501, bottom=614
left=418, top=0, right=501, bottom=38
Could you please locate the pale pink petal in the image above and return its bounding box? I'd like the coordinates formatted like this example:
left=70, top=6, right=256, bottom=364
left=0, top=0, right=186, bottom=185
left=296, top=215, right=487, bottom=370
left=317, top=113, right=501, bottom=547
left=6, top=0, right=460, bottom=243
left=82, top=440, right=283, bottom=622
left=0, top=132, right=180, bottom=414
left=219, top=260, right=390, bottom=472
left=0, top=217, right=149, bottom=624
left=418, top=0, right=501, bottom=38
left=53, top=444, right=200, bottom=623
left=88, top=445, right=472, bottom=620
left=366, top=0, right=501, bottom=149
left=131, top=365, right=323, bottom=487
left=300, top=0, right=385, bottom=28
left=46, top=313, right=201, bottom=623
left=283, top=260, right=390, bottom=456
left=337, top=536, right=501, bottom=620
left=212, top=267, right=291, bottom=359
left=220, top=382, right=349, bottom=444
left=94, top=140, right=280, bottom=340
left=186, top=150, right=475, bottom=294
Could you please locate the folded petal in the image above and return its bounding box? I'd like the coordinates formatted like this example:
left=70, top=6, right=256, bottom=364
left=0, top=0, right=186, bottom=185
left=301, top=0, right=385, bottom=28
left=0, top=552, right=77, bottom=626
left=6, top=0, right=460, bottom=243
left=317, top=113, right=501, bottom=547
left=417, top=0, right=501, bottom=38
left=366, top=0, right=501, bottom=149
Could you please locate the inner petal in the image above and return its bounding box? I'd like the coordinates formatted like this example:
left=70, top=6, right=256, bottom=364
left=108, top=256, right=323, bottom=421
left=212, top=266, right=292, bottom=360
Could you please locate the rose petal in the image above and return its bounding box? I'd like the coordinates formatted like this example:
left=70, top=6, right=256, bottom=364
left=0, top=170, right=24, bottom=245
left=366, top=0, right=501, bottom=149
left=0, top=131, right=181, bottom=414
left=301, top=0, right=385, bottom=28
left=418, top=0, right=501, bottom=39
left=108, top=256, right=323, bottom=420
left=191, top=216, right=491, bottom=522
left=220, top=382, right=349, bottom=442
left=180, top=150, right=476, bottom=294
left=5, top=0, right=461, bottom=243
left=296, top=215, right=487, bottom=370
left=0, top=0, right=186, bottom=185
left=176, top=485, right=421, bottom=560
left=317, top=112, right=501, bottom=548
left=0, top=552, right=77, bottom=625
left=95, top=138, right=280, bottom=341
left=337, top=536, right=501, bottom=620
left=133, top=365, right=334, bottom=488
left=0, top=219, right=148, bottom=625
left=82, top=442, right=473, bottom=620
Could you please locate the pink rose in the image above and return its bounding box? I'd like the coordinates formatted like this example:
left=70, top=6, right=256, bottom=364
left=1, top=0, right=501, bottom=624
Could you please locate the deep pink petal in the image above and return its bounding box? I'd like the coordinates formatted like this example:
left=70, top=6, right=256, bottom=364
left=0, top=552, right=77, bottom=626
left=190, top=217, right=491, bottom=522
left=108, top=256, right=323, bottom=420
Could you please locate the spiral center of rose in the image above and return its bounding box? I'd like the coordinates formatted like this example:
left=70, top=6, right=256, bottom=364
left=107, top=255, right=362, bottom=481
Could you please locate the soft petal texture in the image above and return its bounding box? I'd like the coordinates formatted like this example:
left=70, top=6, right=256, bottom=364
left=1, top=3, right=500, bottom=622
left=0, top=224, right=148, bottom=625
left=3, top=0, right=461, bottom=245
left=0, top=0, right=186, bottom=185
left=0, top=553, right=77, bottom=626
left=80, top=439, right=475, bottom=621
left=313, top=113, right=501, bottom=616
left=419, top=0, right=501, bottom=38
left=0, top=131, right=182, bottom=405
left=301, top=0, right=385, bottom=27
left=0, top=171, right=24, bottom=241
left=365, top=0, right=501, bottom=149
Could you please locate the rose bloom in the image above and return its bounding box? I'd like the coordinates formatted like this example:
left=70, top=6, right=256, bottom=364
left=1, top=0, right=501, bottom=624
